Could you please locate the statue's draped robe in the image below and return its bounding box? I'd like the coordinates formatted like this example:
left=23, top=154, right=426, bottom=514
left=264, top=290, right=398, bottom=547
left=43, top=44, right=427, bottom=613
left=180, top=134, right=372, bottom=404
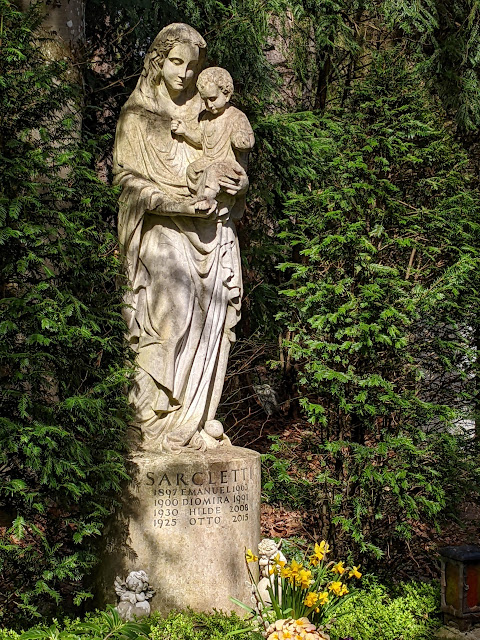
left=114, top=85, right=242, bottom=453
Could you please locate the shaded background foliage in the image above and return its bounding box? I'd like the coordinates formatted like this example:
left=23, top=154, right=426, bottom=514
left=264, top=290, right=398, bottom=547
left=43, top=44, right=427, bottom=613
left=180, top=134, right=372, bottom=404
left=1, top=0, right=480, bottom=626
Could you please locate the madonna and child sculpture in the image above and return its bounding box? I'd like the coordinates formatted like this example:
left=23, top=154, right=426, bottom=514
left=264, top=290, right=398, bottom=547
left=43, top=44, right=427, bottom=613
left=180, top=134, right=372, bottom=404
left=114, top=23, right=254, bottom=454
left=102, top=23, right=261, bottom=617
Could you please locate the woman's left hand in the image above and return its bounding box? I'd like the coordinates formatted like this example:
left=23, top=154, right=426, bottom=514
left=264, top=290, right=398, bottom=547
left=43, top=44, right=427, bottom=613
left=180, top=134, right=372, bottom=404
left=218, top=167, right=249, bottom=195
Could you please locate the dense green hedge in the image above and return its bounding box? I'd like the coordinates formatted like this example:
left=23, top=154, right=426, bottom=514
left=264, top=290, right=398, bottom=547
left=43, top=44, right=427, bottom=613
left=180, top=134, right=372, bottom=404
left=0, top=1, right=131, bottom=624
left=263, top=50, right=480, bottom=560
left=2, top=0, right=480, bottom=626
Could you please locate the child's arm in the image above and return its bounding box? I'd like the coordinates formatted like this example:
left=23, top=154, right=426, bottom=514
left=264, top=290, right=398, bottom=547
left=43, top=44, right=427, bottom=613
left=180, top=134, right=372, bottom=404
left=231, top=112, right=255, bottom=170
left=171, top=118, right=202, bottom=148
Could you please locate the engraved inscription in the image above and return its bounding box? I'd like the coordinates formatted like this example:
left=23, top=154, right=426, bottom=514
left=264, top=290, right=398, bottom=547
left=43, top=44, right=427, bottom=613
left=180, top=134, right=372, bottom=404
left=147, top=467, right=253, bottom=528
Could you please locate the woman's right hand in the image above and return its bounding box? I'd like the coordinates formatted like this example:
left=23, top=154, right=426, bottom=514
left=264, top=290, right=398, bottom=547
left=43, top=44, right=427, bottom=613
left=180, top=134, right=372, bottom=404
left=150, top=192, right=216, bottom=217
left=171, top=119, right=186, bottom=136
left=176, top=199, right=216, bottom=217
left=194, top=198, right=217, bottom=217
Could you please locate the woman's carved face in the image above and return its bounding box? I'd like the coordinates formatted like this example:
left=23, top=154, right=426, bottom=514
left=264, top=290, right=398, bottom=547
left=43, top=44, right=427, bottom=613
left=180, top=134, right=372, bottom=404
left=162, top=43, right=200, bottom=97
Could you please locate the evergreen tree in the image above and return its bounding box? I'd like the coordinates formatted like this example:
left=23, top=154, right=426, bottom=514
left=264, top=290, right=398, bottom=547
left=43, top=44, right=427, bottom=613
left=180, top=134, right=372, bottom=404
left=265, top=51, right=480, bottom=561
left=0, top=1, right=130, bottom=624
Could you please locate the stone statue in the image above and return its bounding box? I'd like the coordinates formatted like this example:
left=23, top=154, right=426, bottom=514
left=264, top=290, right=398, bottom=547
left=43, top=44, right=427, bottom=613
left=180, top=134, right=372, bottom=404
left=256, top=538, right=286, bottom=604
left=114, top=570, right=155, bottom=620
left=113, top=23, right=254, bottom=453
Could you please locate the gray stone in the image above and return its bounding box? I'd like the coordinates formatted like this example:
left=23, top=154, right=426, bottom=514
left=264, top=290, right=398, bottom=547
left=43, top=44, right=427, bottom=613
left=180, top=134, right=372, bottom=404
left=116, top=600, right=150, bottom=621
left=435, top=626, right=480, bottom=640
left=100, top=22, right=261, bottom=618
left=435, top=628, right=465, bottom=640
left=98, top=446, right=261, bottom=615
left=256, top=539, right=286, bottom=605
left=114, top=570, right=154, bottom=621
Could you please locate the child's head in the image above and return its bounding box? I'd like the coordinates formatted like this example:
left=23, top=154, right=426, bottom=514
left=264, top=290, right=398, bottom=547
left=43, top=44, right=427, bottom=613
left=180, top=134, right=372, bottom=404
left=197, top=67, right=234, bottom=115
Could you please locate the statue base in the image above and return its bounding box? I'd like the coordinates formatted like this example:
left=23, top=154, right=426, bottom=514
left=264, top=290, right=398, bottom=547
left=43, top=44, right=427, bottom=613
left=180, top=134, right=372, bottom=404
left=96, top=446, right=261, bottom=615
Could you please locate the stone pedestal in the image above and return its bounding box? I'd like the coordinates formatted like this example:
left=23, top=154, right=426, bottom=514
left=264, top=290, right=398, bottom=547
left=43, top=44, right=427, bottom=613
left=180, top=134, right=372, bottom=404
left=97, top=446, right=261, bottom=615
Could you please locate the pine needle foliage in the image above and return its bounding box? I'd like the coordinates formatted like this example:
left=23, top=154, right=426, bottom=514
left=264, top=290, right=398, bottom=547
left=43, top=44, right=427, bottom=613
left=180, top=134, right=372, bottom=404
left=1, top=0, right=479, bottom=622
left=264, top=52, right=480, bottom=560
left=264, top=0, right=480, bottom=133
left=80, top=0, right=480, bottom=568
left=0, top=1, right=131, bottom=625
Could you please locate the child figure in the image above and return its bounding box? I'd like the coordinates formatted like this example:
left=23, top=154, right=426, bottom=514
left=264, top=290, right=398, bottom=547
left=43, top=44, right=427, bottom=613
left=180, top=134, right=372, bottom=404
left=171, top=67, right=255, bottom=218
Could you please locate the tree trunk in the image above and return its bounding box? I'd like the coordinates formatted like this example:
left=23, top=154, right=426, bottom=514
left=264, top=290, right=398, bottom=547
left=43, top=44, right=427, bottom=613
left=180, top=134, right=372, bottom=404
left=18, top=0, right=85, bottom=51
left=18, top=0, right=85, bottom=97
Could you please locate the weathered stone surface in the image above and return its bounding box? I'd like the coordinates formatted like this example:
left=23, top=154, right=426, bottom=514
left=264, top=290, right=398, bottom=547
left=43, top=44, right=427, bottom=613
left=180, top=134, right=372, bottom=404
left=100, top=22, right=260, bottom=617
left=435, top=625, right=480, bottom=640
left=114, top=570, right=154, bottom=621
left=98, top=446, right=261, bottom=615
left=435, top=627, right=466, bottom=640
left=257, top=538, right=286, bottom=605
left=116, top=600, right=150, bottom=621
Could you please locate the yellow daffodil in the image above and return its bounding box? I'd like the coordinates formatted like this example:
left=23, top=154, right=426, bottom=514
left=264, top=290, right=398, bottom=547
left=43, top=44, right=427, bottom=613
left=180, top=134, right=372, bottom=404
left=245, top=549, right=258, bottom=563
left=290, top=559, right=302, bottom=576
left=339, top=584, right=349, bottom=596
left=287, top=560, right=303, bottom=586
left=349, top=565, right=362, bottom=579
left=273, top=553, right=287, bottom=568
left=309, top=540, right=330, bottom=566
left=280, top=565, right=292, bottom=579
left=304, top=591, right=319, bottom=608
left=328, top=581, right=343, bottom=596
left=298, top=568, right=313, bottom=589
left=332, top=561, right=346, bottom=575
left=317, top=591, right=329, bottom=605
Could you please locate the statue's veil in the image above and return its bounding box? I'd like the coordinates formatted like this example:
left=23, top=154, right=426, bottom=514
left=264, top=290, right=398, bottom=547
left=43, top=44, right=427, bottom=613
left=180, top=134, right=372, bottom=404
left=134, top=23, right=207, bottom=106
